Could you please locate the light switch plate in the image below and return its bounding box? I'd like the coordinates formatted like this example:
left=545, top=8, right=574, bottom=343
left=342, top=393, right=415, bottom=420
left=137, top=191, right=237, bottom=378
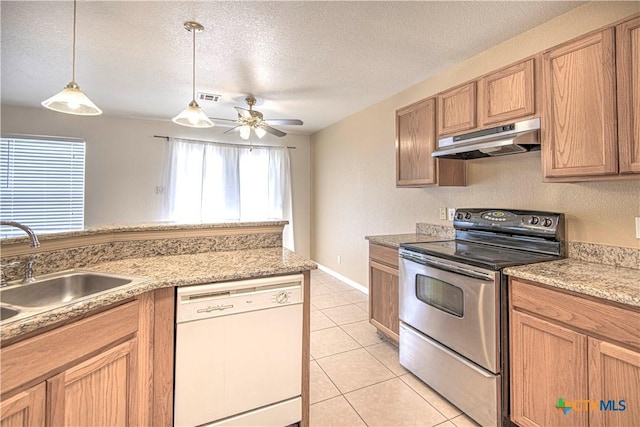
left=448, top=208, right=456, bottom=221
left=636, top=217, right=640, bottom=239
left=439, top=207, right=447, bottom=220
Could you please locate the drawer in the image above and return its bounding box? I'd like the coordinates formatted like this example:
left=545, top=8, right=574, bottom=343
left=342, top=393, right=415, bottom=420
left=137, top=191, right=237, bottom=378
left=510, top=279, right=640, bottom=351
left=369, top=243, right=399, bottom=269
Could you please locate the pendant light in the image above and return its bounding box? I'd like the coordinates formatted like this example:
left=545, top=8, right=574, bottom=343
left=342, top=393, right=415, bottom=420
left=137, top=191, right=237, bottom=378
left=172, top=21, right=213, bottom=128
left=41, top=0, right=102, bottom=116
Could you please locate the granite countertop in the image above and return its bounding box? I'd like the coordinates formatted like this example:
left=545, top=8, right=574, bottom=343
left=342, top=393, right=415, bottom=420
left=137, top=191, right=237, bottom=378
left=505, top=259, right=640, bottom=308
left=367, top=232, right=638, bottom=309
left=1, top=247, right=317, bottom=342
left=365, top=233, right=447, bottom=249
left=1, top=220, right=288, bottom=245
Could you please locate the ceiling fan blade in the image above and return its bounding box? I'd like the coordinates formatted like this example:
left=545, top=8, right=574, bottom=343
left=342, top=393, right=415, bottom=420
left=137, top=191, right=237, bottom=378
left=263, top=119, right=303, bottom=126
left=234, top=107, right=253, bottom=119
left=224, top=125, right=242, bottom=134
left=210, top=118, right=238, bottom=123
left=259, top=124, right=287, bottom=137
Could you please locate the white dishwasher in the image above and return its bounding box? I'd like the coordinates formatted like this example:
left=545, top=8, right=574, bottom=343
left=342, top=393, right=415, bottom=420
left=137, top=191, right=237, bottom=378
left=174, top=274, right=304, bottom=427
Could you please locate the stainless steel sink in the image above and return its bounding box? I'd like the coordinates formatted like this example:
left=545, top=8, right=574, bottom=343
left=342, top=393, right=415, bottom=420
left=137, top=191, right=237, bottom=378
left=0, top=270, right=150, bottom=323
left=1, top=305, right=19, bottom=321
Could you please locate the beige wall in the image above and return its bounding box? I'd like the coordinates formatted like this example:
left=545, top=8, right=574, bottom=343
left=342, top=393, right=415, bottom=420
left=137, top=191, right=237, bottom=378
left=1, top=105, right=312, bottom=258
left=311, top=2, right=640, bottom=287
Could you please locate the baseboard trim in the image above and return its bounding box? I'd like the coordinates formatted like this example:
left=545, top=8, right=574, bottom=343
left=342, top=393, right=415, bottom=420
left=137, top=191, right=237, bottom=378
left=316, top=264, right=369, bottom=295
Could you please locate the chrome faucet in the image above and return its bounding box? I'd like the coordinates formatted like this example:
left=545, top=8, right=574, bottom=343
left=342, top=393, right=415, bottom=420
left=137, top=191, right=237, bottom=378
left=1, top=221, right=40, bottom=284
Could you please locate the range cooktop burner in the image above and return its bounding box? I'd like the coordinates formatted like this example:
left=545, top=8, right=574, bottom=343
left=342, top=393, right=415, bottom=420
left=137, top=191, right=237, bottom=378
left=401, top=240, right=562, bottom=271
left=401, top=209, right=565, bottom=270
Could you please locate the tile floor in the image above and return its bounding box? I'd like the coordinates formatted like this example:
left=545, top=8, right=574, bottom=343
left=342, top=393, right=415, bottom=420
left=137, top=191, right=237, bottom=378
left=309, top=269, right=480, bottom=427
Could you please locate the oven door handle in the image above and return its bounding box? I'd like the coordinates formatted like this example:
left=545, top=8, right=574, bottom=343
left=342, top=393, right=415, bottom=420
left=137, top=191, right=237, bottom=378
left=402, top=255, right=494, bottom=281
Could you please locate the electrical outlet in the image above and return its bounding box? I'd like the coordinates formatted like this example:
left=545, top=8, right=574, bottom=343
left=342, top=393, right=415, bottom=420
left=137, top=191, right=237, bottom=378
left=636, top=217, right=640, bottom=239
left=337, top=255, right=342, bottom=264
left=439, top=207, right=447, bottom=220
left=448, top=208, right=456, bottom=221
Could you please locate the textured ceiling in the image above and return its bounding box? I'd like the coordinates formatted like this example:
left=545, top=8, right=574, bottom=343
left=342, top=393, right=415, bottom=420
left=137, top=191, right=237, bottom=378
left=1, top=1, right=584, bottom=135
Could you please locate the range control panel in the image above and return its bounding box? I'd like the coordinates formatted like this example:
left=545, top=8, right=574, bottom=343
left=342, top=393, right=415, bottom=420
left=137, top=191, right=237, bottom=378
left=453, top=208, right=564, bottom=238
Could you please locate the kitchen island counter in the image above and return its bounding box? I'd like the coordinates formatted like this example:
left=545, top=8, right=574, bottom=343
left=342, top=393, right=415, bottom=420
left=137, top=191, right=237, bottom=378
left=1, top=247, right=316, bottom=342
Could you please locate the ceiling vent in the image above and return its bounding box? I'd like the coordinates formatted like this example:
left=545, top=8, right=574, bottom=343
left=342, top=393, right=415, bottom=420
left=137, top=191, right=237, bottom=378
left=196, top=92, right=221, bottom=102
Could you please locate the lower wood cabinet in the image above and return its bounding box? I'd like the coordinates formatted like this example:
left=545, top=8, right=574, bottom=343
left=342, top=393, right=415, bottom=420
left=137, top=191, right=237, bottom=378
left=510, top=278, right=640, bottom=427
left=589, top=338, right=640, bottom=426
left=0, top=383, right=46, bottom=427
left=47, top=339, right=138, bottom=426
left=0, top=291, right=164, bottom=427
left=368, top=243, right=399, bottom=343
left=511, top=310, right=588, bottom=427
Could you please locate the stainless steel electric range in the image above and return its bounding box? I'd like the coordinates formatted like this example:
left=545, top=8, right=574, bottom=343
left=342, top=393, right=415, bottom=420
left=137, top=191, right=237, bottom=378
left=398, top=208, right=565, bottom=426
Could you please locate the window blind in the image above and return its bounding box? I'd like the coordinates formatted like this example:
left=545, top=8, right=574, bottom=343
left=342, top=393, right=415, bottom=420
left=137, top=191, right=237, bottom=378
left=0, top=137, right=85, bottom=238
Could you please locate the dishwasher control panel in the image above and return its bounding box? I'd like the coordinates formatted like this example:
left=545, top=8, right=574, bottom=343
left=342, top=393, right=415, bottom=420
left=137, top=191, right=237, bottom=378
left=176, top=274, right=304, bottom=323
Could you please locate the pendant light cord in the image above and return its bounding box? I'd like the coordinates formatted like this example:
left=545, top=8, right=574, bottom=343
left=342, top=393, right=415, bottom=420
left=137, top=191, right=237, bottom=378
left=191, top=26, right=196, bottom=102
left=72, top=0, right=77, bottom=82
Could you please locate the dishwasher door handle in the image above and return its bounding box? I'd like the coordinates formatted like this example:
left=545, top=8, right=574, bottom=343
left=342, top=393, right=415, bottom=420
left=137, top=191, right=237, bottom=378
left=197, top=304, right=235, bottom=313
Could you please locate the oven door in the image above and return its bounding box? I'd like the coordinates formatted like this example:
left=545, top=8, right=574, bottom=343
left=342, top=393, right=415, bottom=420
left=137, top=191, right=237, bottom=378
left=399, top=250, right=500, bottom=373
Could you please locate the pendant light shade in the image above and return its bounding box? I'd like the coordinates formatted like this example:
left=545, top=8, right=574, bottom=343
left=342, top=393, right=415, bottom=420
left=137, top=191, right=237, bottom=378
left=42, top=0, right=102, bottom=116
left=172, top=21, right=213, bottom=128
left=42, top=81, right=102, bottom=115
left=173, top=100, right=214, bottom=128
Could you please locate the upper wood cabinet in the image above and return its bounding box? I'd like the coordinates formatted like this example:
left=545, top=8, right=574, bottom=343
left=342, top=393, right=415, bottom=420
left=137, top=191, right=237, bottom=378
left=542, top=29, right=618, bottom=179
left=542, top=15, right=640, bottom=181
left=478, top=58, right=536, bottom=127
left=437, top=82, right=477, bottom=136
left=397, top=98, right=437, bottom=186
left=438, top=57, right=538, bottom=138
left=617, top=15, right=640, bottom=174
left=396, top=97, right=465, bottom=187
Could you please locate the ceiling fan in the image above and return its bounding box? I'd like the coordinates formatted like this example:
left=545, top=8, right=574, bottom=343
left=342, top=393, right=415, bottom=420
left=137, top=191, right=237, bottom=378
left=214, top=96, right=303, bottom=140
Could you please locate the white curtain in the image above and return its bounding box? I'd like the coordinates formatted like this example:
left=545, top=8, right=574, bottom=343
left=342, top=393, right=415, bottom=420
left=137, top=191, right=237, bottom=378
left=163, top=138, right=294, bottom=250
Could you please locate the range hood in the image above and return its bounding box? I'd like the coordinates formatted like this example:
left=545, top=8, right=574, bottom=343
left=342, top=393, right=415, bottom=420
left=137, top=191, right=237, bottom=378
left=432, top=118, right=540, bottom=160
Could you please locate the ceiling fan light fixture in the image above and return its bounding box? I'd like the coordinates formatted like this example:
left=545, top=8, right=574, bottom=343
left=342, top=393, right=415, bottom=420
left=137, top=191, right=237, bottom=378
left=42, top=0, right=102, bottom=116
left=42, top=81, right=102, bottom=116
left=239, top=125, right=251, bottom=140
left=173, top=21, right=213, bottom=129
left=254, top=126, right=267, bottom=139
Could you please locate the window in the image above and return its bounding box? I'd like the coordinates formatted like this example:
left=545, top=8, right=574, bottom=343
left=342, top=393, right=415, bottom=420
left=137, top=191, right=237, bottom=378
left=163, top=138, right=294, bottom=249
left=0, top=137, right=85, bottom=238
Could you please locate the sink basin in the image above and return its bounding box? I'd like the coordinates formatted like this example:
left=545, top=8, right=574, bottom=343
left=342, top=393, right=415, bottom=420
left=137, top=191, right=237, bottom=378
left=0, top=271, right=138, bottom=308
left=1, top=306, right=19, bottom=321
